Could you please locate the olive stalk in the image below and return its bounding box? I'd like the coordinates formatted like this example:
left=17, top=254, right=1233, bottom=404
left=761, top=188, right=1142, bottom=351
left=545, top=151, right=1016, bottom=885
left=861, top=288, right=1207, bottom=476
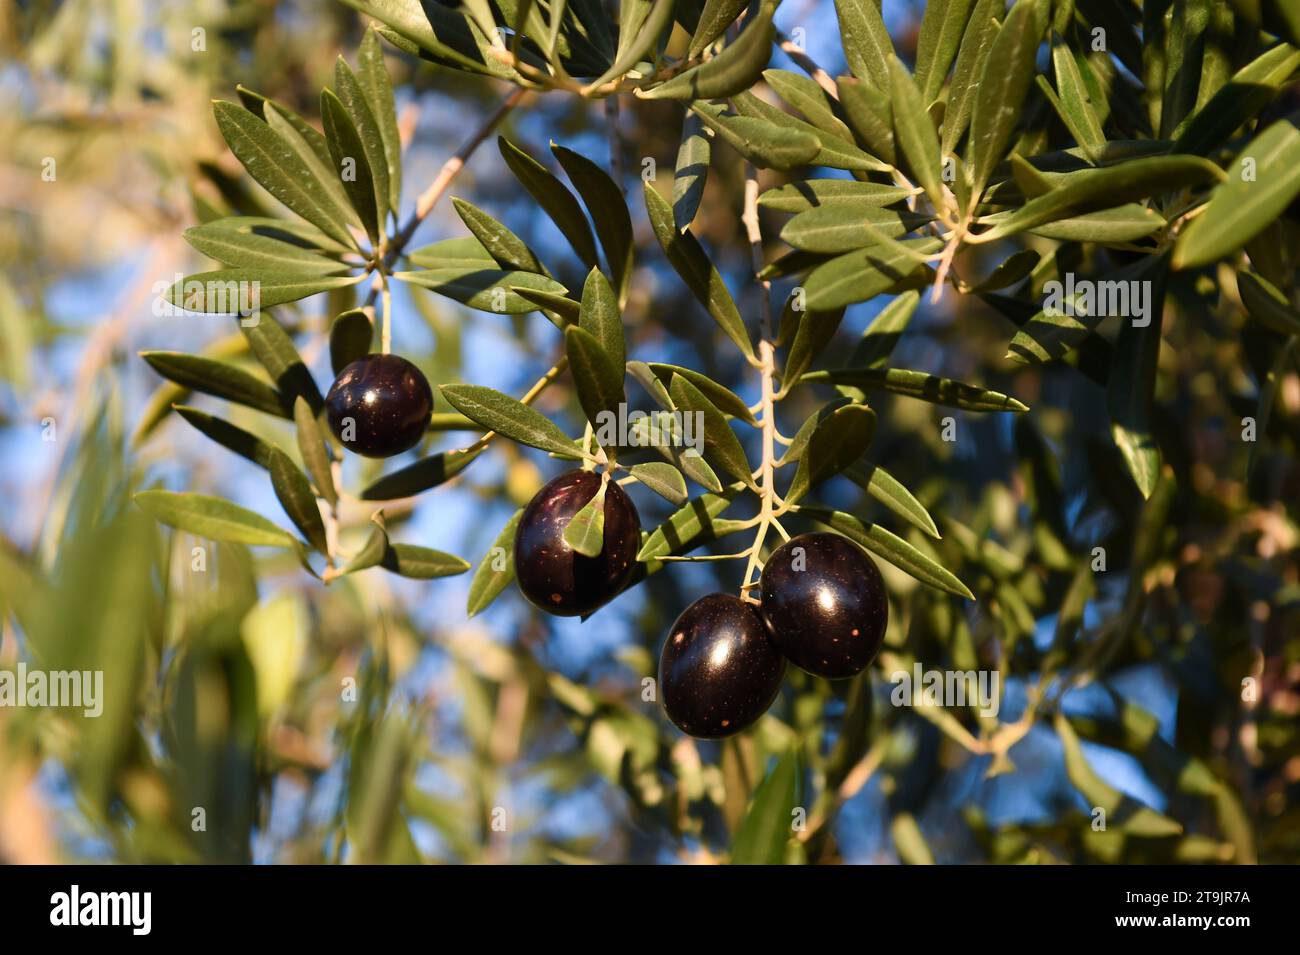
left=740, top=161, right=781, bottom=601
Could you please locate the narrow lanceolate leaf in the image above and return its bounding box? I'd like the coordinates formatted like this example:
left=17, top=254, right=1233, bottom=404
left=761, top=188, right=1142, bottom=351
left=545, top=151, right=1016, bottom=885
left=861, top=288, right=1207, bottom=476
left=1050, top=38, right=1106, bottom=156
left=587, top=0, right=675, bottom=90
left=330, top=308, right=374, bottom=375
left=731, top=750, right=799, bottom=865
left=562, top=482, right=606, bottom=557
left=969, top=250, right=1040, bottom=293
left=780, top=205, right=933, bottom=254
left=451, top=198, right=548, bottom=274
left=1172, top=43, right=1300, bottom=157
left=974, top=155, right=1224, bottom=242
left=359, top=448, right=483, bottom=500
left=183, top=223, right=352, bottom=274
left=1238, top=271, right=1300, bottom=337
left=779, top=399, right=850, bottom=467
left=294, top=395, right=337, bottom=507
left=212, top=101, right=357, bottom=251
left=782, top=309, right=846, bottom=391
left=242, top=311, right=326, bottom=415
left=669, top=375, right=757, bottom=489
left=135, top=490, right=298, bottom=548
left=466, top=509, right=523, bottom=617
left=914, top=0, right=977, bottom=104
left=168, top=270, right=363, bottom=313
left=673, top=110, right=712, bottom=232
left=803, top=367, right=1029, bottom=412
left=834, top=0, right=893, bottom=90
left=627, top=462, right=689, bottom=506
left=795, top=505, right=974, bottom=599
left=511, top=286, right=581, bottom=326
left=140, top=352, right=285, bottom=418
left=268, top=447, right=329, bottom=554
left=1108, top=256, right=1169, bottom=498
left=1174, top=118, right=1300, bottom=270
left=335, top=58, right=392, bottom=229
left=758, top=179, right=910, bottom=214
left=845, top=297, right=918, bottom=378
left=343, top=0, right=518, bottom=80
left=804, top=239, right=942, bottom=311
left=689, top=104, right=822, bottom=171
left=844, top=462, right=941, bottom=539
left=764, top=70, right=853, bottom=141
left=689, top=0, right=749, bottom=57
left=1005, top=295, right=1099, bottom=365
left=407, top=235, right=495, bottom=269
left=173, top=405, right=274, bottom=469
left=201, top=214, right=353, bottom=255
left=943, top=0, right=1001, bottom=155
left=440, top=383, right=580, bottom=458
left=1054, top=713, right=1182, bottom=837
left=637, top=483, right=746, bottom=561
left=552, top=144, right=635, bottom=307
left=731, top=91, right=888, bottom=173
left=966, top=0, right=1045, bottom=197
left=889, top=56, right=941, bottom=209
left=786, top=404, right=877, bottom=505
left=395, top=267, right=569, bottom=314
left=839, top=76, right=896, bottom=165
left=647, top=364, right=757, bottom=425
left=321, top=87, right=380, bottom=243
left=578, top=268, right=625, bottom=371
left=642, top=4, right=773, bottom=100
left=1025, top=205, right=1166, bottom=243
left=357, top=28, right=403, bottom=213
left=645, top=182, right=754, bottom=359
left=339, top=519, right=388, bottom=576
left=381, top=544, right=470, bottom=579
left=261, top=103, right=359, bottom=231
left=627, top=409, right=726, bottom=492
left=498, top=137, right=599, bottom=269
left=566, top=325, right=624, bottom=431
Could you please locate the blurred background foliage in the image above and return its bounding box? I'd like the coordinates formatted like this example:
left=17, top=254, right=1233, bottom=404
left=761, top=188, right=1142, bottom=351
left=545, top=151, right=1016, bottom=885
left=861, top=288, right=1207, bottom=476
left=0, top=0, right=1297, bottom=864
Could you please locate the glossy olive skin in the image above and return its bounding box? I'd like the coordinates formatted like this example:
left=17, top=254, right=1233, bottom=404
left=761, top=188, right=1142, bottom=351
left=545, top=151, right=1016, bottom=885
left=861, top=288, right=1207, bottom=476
left=325, top=354, right=433, bottom=458
left=759, top=533, right=888, bottom=679
left=659, top=593, right=786, bottom=739
left=514, top=470, right=640, bottom=616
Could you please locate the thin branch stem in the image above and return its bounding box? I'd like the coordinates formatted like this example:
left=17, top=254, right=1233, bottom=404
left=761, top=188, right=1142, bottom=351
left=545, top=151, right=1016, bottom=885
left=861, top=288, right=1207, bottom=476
left=386, top=85, right=530, bottom=265
left=380, top=274, right=392, bottom=354
left=740, top=161, right=779, bottom=602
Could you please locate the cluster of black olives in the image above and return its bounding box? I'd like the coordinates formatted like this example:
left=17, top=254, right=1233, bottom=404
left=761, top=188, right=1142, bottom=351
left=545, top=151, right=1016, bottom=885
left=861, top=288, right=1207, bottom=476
left=321, top=364, right=889, bottom=743
left=658, top=533, right=888, bottom=739
left=324, top=353, right=434, bottom=458
left=511, top=469, right=889, bottom=741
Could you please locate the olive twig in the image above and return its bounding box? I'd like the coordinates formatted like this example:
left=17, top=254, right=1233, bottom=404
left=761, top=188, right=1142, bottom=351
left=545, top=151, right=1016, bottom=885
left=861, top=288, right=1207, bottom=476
left=739, top=161, right=778, bottom=603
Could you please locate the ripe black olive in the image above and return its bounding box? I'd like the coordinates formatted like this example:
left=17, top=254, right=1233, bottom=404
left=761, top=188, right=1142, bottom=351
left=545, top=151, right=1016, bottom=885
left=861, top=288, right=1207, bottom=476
left=325, top=353, right=433, bottom=458
left=513, top=469, right=640, bottom=616
left=659, top=593, right=786, bottom=739
left=759, top=533, right=887, bottom=679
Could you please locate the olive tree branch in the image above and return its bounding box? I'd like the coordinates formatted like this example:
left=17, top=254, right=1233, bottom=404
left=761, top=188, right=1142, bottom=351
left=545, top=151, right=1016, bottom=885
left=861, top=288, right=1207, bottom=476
left=740, top=161, right=779, bottom=601
left=369, top=84, right=531, bottom=309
